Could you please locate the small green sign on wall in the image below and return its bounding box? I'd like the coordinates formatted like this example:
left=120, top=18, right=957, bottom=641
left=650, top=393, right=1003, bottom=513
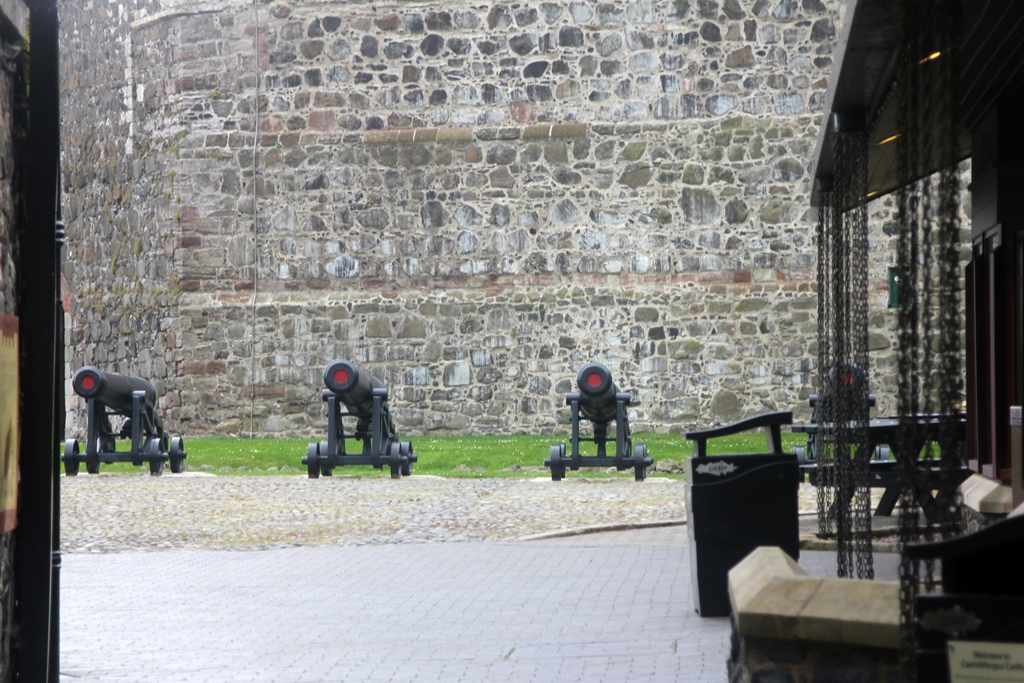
left=888, top=267, right=903, bottom=308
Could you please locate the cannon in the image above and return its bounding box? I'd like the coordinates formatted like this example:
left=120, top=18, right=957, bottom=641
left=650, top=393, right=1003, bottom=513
left=794, top=362, right=879, bottom=464
left=301, top=360, right=416, bottom=479
left=62, top=366, right=186, bottom=476
left=544, top=362, right=653, bottom=481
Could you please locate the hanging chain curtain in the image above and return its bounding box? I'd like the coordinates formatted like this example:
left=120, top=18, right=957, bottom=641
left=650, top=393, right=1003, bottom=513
left=815, top=117, right=873, bottom=580
left=894, top=0, right=964, bottom=679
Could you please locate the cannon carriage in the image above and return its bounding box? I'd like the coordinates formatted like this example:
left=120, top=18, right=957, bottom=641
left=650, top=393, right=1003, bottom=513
left=545, top=362, right=653, bottom=481
left=302, top=360, right=416, bottom=479
left=63, top=366, right=186, bottom=476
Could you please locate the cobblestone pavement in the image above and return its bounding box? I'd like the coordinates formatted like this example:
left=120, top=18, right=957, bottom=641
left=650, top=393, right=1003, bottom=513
left=60, top=473, right=682, bottom=552
left=60, top=474, right=822, bottom=553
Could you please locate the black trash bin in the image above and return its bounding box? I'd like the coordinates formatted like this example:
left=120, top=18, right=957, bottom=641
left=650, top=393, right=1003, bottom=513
left=685, top=453, right=800, bottom=617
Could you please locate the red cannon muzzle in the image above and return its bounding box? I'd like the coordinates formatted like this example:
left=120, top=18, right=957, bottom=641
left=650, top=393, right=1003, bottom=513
left=577, top=362, right=615, bottom=398
left=324, top=360, right=360, bottom=395
left=323, top=359, right=386, bottom=418
left=73, top=367, right=106, bottom=398
left=575, top=362, right=621, bottom=422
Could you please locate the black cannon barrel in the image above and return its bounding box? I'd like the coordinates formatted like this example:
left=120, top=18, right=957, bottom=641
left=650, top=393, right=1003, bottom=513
left=576, top=362, right=621, bottom=422
left=72, top=366, right=157, bottom=413
left=323, top=360, right=386, bottom=417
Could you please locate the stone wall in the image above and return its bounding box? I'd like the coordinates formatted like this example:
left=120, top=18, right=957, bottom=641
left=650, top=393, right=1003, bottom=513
left=728, top=634, right=901, bottom=683
left=60, top=0, right=858, bottom=437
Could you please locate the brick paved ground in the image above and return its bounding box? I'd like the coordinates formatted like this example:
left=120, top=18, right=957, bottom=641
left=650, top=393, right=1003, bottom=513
left=60, top=527, right=900, bottom=683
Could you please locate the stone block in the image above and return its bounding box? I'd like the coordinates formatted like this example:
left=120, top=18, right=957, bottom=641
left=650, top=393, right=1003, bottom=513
left=962, top=473, right=1013, bottom=515
left=397, top=316, right=427, bottom=339
left=443, top=362, right=472, bottom=387
left=436, top=127, right=474, bottom=143
left=799, top=580, right=900, bottom=650
left=618, top=164, right=654, bottom=188
left=730, top=547, right=900, bottom=650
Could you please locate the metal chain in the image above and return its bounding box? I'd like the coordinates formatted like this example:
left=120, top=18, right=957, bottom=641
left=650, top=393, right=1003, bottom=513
left=934, top=0, right=964, bottom=543
left=896, top=0, right=925, bottom=673
left=816, top=183, right=835, bottom=539
left=830, top=155, right=852, bottom=577
left=895, top=0, right=964, bottom=678
left=846, top=127, right=873, bottom=581
left=822, top=123, right=873, bottom=580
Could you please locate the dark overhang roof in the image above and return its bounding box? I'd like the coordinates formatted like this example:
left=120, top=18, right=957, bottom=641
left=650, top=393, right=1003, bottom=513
left=810, top=0, right=1024, bottom=207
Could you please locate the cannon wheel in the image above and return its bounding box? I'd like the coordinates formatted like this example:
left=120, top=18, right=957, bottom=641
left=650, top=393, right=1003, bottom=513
left=388, top=442, right=402, bottom=479
left=549, top=443, right=566, bottom=481
left=86, top=438, right=102, bottom=475
left=147, top=439, right=165, bottom=476
left=399, top=441, right=414, bottom=477
left=305, top=442, right=320, bottom=479
left=169, top=437, right=186, bottom=474
left=318, top=440, right=333, bottom=476
left=633, top=443, right=648, bottom=482
left=63, top=440, right=80, bottom=476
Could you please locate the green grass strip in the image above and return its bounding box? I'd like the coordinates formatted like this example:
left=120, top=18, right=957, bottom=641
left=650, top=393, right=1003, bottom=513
left=71, top=432, right=808, bottom=477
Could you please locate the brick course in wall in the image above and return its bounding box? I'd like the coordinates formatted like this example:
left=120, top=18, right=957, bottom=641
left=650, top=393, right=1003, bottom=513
left=60, top=0, right=863, bottom=437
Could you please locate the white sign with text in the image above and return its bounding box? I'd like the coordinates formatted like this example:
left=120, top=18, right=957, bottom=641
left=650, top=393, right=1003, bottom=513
left=949, top=641, right=1024, bottom=682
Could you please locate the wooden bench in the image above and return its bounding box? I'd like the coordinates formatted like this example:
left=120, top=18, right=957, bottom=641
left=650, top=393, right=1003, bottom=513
left=794, top=414, right=971, bottom=519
